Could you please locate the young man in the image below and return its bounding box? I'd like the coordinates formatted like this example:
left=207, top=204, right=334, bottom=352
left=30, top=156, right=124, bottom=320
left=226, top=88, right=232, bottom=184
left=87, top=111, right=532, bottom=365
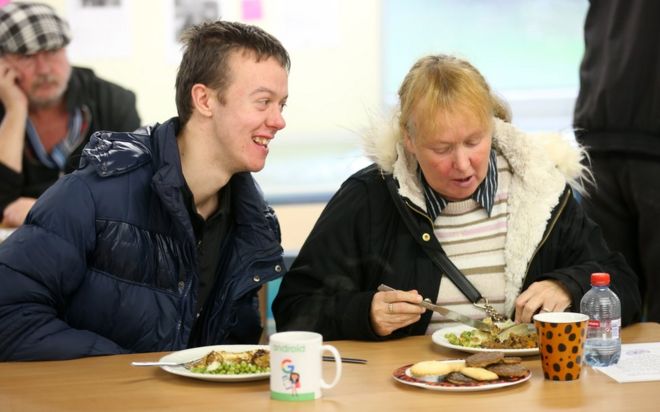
left=0, top=2, right=141, bottom=227
left=0, top=20, right=290, bottom=360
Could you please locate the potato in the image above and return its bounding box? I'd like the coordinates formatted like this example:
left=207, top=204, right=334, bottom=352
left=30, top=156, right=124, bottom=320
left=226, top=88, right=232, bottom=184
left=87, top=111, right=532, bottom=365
left=460, top=367, right=499, bottom=381
left=410, top=360, right=465, bottom=377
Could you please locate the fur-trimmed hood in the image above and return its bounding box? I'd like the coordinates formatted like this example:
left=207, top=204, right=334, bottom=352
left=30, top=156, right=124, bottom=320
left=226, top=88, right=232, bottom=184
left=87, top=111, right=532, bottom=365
left=363, top=118, right=589, bottom=209
left=362, top=118, right=591, bottom=314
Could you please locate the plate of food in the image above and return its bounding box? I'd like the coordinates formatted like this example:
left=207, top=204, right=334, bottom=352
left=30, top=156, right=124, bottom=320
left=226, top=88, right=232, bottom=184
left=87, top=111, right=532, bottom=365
left=432, top=324, right=539, bottom=356
left=393, top=352, right=531, bottom=392
left=158, top=344, right=270, bottom=381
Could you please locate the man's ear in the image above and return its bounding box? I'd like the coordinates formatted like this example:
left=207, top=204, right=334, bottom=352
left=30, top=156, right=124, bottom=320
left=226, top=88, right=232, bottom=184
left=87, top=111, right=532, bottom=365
left=190, top=84, right=213, bottom=118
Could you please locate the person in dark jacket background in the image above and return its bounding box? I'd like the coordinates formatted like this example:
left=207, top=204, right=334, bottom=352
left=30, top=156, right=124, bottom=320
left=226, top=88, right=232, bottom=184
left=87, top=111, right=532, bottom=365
left=0, top=2, right=141, bottom=227
left=573, top=0, right=660, bottom=322
left=274, top=54, right=640, bottom=341
left=0, top=20, right=290, bottom=361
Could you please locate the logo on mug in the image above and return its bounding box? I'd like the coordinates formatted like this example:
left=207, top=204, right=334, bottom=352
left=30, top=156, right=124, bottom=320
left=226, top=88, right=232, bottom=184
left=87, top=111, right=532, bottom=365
left=280, top=358, right=302, bottom=396
left=272, top=344, right=306, bottom=352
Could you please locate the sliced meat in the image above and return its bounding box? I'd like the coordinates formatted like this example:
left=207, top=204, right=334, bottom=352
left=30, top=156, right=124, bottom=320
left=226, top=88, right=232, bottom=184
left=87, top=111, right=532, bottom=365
left=445, top=372, right=477, bottom=385
left=251, top=349, right=270, bottom=369
left=487, top=363, right=530, bottom=378
left=465, top=351, right=505, bottom=368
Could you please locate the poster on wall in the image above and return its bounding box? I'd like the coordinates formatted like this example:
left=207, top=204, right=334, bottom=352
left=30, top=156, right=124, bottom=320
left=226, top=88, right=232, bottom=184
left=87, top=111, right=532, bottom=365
left=241, top=0, right=263, bottom=21
left=66, top=0, right=132, bottom=60
left=165, top=0, right=223, bottom=64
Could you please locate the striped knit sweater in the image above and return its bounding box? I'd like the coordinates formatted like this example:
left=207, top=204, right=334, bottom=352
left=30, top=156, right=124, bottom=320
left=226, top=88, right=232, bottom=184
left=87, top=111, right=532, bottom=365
left=427, top=154, right=512, bottom=333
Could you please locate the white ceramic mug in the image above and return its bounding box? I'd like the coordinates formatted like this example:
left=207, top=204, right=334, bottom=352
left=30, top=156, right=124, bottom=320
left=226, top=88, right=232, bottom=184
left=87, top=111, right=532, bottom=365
left=269, top=331, right=342, bottom=401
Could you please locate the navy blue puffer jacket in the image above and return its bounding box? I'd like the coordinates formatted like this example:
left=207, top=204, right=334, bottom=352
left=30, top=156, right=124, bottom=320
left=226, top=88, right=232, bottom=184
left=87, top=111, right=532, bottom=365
left=0, top=118, right=285, bottom=361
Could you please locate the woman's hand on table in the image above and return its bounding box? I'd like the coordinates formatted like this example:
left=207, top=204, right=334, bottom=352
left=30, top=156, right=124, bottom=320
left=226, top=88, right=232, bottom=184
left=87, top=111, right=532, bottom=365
left=514, top=279, right=572, bottom=323
left=370, top=289, right=425, bottom=336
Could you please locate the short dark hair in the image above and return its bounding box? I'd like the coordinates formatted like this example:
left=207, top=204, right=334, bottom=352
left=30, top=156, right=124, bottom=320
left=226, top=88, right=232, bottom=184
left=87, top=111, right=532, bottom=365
left=175, top=21, right=290, bottom=127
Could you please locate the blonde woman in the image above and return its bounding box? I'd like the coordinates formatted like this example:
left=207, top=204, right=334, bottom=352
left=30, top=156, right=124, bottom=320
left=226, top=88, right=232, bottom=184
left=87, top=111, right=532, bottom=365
left=274, top=54, right=641, bottom=340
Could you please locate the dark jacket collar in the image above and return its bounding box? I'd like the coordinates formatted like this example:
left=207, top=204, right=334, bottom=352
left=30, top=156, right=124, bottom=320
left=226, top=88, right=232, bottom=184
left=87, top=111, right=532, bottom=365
left=147, top=119, right=273, bottom=230
left=81, top=117, right=277, bottom=245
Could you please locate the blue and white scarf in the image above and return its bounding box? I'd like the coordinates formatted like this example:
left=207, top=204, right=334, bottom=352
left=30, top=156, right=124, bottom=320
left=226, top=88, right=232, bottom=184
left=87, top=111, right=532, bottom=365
left=26, top=105, right=90, bottom=171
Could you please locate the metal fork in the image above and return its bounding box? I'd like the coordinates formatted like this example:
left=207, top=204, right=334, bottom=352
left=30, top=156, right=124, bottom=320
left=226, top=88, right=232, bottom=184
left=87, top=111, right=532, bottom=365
left=131, top=356, right=367, bottom=367
left=131, top=358, right=204, bottom=368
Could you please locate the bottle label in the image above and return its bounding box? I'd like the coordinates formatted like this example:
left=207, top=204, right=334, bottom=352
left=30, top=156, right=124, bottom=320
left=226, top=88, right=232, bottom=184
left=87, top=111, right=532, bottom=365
left=586, top=318, right=621, bottom=339
left=610, top=318, right=621, bottom=339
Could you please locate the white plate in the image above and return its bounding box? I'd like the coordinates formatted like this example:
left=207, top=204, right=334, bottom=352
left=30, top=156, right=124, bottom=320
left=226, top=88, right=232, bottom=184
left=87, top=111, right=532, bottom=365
left=432, top=325, right=539, bottom=356
left=159, top=344, right=270, bottom=382
left=392, top=360, right=532, bottom=392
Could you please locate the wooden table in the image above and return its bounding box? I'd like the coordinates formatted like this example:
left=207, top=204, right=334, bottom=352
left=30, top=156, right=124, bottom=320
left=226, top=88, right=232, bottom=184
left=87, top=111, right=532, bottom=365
left=1, top=323, right=659, bottom=411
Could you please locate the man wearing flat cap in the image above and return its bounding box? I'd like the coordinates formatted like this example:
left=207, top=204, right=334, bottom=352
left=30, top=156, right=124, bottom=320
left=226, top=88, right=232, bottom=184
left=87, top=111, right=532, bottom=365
left=0, top=2, right=140, bottom=227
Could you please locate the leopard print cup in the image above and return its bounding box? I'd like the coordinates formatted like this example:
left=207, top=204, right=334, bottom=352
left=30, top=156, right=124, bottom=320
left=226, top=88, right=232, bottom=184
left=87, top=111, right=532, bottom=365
left=533, top=312, right=589, bottom=381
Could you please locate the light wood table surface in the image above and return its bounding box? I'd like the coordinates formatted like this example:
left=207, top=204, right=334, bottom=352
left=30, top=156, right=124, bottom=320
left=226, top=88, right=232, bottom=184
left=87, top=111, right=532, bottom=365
left=1, top=323, right=659, bottom=411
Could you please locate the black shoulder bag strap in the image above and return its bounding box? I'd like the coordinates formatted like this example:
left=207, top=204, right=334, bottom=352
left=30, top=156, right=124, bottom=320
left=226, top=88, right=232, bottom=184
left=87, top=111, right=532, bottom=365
left=387, top=178, right=506, bottom=321
left=433, top=252, right=506, bottom=321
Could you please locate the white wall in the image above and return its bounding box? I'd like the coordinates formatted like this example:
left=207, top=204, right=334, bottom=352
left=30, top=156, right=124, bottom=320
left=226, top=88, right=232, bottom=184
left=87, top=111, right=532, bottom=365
left=40, top=0, right=382, bottom=143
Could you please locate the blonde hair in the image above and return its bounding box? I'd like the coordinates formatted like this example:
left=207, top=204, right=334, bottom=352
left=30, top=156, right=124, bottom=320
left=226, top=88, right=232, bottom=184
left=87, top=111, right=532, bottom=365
left=397, top=54, right=510, bottom=141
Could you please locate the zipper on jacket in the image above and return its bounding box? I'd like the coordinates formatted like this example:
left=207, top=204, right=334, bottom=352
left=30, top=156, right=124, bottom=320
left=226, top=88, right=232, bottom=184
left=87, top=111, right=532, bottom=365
left=521, top=187, right=572, bottom=282
left=174, top=241, right=197, bottom=347
left=404, top=200, right=435, bottom=227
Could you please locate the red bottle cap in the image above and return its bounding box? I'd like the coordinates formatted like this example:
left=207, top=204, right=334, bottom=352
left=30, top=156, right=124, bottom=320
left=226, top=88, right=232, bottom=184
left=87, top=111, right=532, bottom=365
left=591, top=272, right=610, bottom=286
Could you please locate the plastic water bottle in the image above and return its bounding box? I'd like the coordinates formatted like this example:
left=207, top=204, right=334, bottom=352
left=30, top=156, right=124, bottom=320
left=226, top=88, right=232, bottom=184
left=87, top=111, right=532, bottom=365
left=580, top=272, right=621, bottom=367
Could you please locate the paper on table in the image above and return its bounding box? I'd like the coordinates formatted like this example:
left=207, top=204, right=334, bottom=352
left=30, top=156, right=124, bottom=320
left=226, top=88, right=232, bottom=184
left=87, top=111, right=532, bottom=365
left=593, top=342, right=660, bottom=383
